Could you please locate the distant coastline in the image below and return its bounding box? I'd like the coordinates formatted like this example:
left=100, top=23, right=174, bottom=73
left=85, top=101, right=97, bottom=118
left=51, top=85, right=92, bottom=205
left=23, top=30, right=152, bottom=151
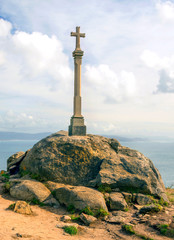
left=0, top=131, right=51, bottom=141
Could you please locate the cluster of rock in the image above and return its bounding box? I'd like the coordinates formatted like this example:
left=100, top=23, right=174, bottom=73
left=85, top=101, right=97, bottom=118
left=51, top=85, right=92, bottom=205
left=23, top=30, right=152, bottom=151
left=7, top=131, right=168, bottom=202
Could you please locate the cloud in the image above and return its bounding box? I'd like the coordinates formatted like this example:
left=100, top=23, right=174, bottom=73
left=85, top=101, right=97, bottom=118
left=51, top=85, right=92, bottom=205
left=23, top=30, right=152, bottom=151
left=84, top=64, right=137, bottom=103
left=156, top=0, right=174, bottom=21
left=156, top=69, right=174, bottom=93
left=0, top=19, right=73, bottom=103
left=141, top=49, right=174, bottom=93
left=0, top=18, right=12, bottom=37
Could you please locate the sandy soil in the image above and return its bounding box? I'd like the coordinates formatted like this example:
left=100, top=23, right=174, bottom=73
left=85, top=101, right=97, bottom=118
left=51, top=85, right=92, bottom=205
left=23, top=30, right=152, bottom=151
left=0, top=192, right=173, bottom=240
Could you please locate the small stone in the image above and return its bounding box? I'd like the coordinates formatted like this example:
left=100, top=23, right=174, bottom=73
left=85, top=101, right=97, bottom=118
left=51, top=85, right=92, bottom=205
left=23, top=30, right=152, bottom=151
left=139, top=204, right=162, bottom=214
left=122, top=192, right=132, bottom=203
left=14, top=201, right=32, bottom=215
left=56, top=222, right=79, bottom=228
left=112, top=188, right=120, bottom=192
left=134, top=193, right=152, bottom=205
left=106, top=215, right=125, bottom=224
left=80, top=213, right=97, bottom=226
left=60, top=215, right=71, bottom=222
left=43, top=198, right=60, bottom=208
left=109, top=192, right=127, bottom=210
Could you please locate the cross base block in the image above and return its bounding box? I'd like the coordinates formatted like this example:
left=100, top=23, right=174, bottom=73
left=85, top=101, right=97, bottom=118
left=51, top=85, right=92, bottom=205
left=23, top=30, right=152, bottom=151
left=68, top=117, right=86, bottom=136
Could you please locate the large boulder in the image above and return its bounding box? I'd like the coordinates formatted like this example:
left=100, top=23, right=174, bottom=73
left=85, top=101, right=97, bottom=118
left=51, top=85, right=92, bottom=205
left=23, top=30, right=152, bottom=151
left=17, top=131, right=167, bottom=201
left=54, top=185, right=108, bottom=211
left=10, top=179, right=52, bottom=202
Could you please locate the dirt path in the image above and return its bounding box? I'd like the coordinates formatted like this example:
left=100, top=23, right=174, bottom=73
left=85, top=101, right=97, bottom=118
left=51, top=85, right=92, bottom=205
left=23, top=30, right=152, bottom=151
left=0, top=192, right=173, bottom=240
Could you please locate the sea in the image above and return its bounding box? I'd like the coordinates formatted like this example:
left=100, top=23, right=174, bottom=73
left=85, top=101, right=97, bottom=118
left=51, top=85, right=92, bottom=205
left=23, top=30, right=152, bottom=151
left=0, top=139, right=173, bottom=188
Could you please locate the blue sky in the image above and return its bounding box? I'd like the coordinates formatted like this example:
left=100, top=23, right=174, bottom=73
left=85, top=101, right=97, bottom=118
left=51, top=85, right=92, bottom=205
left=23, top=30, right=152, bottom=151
left=0, top=0, right=174, bottom=137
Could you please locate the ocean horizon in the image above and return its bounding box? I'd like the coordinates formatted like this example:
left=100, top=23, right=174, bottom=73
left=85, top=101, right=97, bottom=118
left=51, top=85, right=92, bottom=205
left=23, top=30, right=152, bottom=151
left=0, top=138, right=173, bottom=188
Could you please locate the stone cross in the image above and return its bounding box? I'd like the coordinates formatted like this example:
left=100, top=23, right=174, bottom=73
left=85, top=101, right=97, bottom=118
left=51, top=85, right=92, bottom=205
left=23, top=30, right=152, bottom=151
left=68, top=26, right=86, bottom=136
left=71, top=26, right=85, bottom=50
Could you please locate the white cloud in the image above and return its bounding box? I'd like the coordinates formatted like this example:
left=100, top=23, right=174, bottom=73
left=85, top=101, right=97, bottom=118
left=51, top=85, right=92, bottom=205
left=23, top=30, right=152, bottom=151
left=156, top=1, right=174, bottom=20
left=141, top=49, right=174, bottom=93
left=84, top=64, right=137, bottom=103
left=0, top=19, right=73, bottom=102
left=0, top=18, right=12, bottom=37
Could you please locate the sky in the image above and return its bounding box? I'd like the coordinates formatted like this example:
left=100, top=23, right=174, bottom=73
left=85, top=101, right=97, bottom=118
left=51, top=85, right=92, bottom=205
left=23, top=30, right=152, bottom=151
left=0, top=0, right=174, bottom=138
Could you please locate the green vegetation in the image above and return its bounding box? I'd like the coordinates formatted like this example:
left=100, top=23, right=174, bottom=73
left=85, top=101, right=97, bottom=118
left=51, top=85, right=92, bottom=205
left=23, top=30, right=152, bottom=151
left=98, top=184, right=112, bottom=193
left=70, top=214, right=80, bottom=221
left=122, top=224, right=154, bottom=240
left=157, top=224, right=174, bottom=238
left=63, top=226, right=78, bottom=235
left=158, top=198, right=169, bottom=206
left=67, top=204, right=76, bottom=214
left=51, top=190, right=56, bottom=198
left=124, top=207, right=129, bottom=212
left=31, top=198, right=45, bottom=206
left=3, top=181, right=12, bottom=193
left=166, top=188, right=174, bottom=203
left=81, top=206, right=94, bottom=216
left=122, top=224, right=135, bottom=235
left=1, top=172, right=10, bottom=180
left=95, top=208, right=109, bottom=218
left=8, top=203, right=15, bottom=210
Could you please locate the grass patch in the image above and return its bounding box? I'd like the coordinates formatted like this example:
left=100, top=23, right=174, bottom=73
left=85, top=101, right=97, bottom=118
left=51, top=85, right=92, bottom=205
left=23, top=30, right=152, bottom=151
left=67, top=204, right=76, bottom=214
left=70, top=214, right=80, bottom=221
left=3, top=181, right=12, bottom=193
left=1, top=172, right=10, bottom=180
left=81, top=206, right=94, bottom=216
left=122, top=224, right=154, bottom=239
left=95, top=208, right=109, bottom=218
left=8, top=203, right=15, bottom=210
left=166, top=188, right=174, bottom=203
left=31, top=198, right=45, bottom=206
left=124, top=207, right=129, bottom=212
left=98, top=184, right=112, bottom=193
left=63, top=226, right=78, bottom=235
left=157, top=224, right=174, bottom=238
left=122, top=224, right=135, bottom=235
left=51, top=190, right=56, bottom=198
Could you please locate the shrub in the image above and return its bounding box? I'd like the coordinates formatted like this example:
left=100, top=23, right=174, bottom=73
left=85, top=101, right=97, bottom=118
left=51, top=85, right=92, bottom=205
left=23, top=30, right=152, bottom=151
left=70, top=214, right=80, bottom=221
left=81, top=206, right=94, bottom=216
left=31, top=198, right=45, bottom=206
left=96, top=208, right=109, bottom=218
left=3, top=181, right=11, bottom=193
left=63, top=226, right=78, bottom=235
left=157, top=224, right=174, bottom=237
left=8, top=203, right=15, bottom=210
left=98, top=184, right=112, bottom=193
left=122, top=224, right=135, bottom=235
left=67, top=204, right=75, bottom=214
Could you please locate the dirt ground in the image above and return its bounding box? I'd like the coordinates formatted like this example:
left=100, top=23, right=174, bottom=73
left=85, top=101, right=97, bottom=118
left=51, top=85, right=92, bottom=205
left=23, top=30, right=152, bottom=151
left=0, top=192, right=174, bottom=240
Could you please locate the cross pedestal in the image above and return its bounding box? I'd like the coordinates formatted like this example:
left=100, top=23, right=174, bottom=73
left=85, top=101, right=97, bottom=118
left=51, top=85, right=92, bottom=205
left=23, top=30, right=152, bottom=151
left=68, top=27, right=86, bottom=136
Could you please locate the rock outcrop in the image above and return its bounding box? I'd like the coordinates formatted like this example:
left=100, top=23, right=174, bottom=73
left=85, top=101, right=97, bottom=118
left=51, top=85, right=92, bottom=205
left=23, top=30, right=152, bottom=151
left=16, top=131, right=167, bottom=201
left=54, top=185, right=108, bottom=211
left=10, top=179, right=52, bottom=202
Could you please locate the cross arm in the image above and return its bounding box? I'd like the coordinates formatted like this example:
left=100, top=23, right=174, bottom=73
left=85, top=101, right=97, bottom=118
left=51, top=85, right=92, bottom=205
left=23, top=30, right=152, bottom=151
left=80, top=33, right=85, bottom=38
left=71, top=32, right=77, bottom=37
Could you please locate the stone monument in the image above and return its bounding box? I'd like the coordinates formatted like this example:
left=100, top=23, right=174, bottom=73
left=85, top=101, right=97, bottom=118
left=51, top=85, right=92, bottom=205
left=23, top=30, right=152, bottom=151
left=68, top=26, right=86, bottom=136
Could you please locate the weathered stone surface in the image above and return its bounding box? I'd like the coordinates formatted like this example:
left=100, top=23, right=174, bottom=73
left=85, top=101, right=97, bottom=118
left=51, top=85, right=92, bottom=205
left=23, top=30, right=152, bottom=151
left=43, top=197, right=60, bottom=208
left=45, top=181, right=66, bottom=192
left=61, top=215, right=71, bottom=222
left=122, top=192, right=132, bottom=203
left=80, top=213, right=97, bottom=225
left=139, top=204, right=162, bottom=214
left=14, top=201, right=32, bottom=215
left=109, top=192, right=127, bottom=210
left=106, top=215, right=125, bottom=224
left=133, top=193, right=152, bottom=205
left=10, top=180, right=51, bottom=202
left=54, top=185, right=108, bottom=211
left=7, top=151, right=25, bottom=170
left=14, top=131, right=167, bottom=201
